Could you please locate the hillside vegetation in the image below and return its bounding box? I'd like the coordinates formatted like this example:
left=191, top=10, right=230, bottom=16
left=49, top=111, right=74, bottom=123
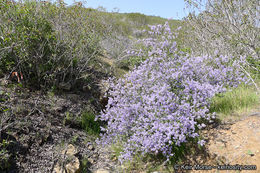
left=0, top=0, right=259, bottom=172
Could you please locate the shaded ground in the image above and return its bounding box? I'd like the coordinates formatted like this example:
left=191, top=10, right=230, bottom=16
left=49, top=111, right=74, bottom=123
left=0, top=80, right=117, bottom=173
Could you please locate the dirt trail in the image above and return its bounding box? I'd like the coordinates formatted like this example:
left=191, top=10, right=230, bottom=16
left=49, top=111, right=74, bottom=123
left=197, top=111, right=260, bottom=173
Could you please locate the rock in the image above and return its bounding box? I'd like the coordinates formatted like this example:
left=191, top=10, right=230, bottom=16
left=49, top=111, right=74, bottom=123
left=88, top=158, right=95, bottom=164
left=53, top=144, right=80, bottom=173
left=59, top=82, right=71, bottom=91
left=65, top=157, right=80, bottom=173
left=215, top=141, right=225, bottom=148
left=54, top=165, right=65, bottom=173
left=88, top=144, right=94, bottom=150
left=63, top=144, right=77, bottom=156
left=95, top=169, right=110, bottom=173
left=54, top=158, right=80, bottom=173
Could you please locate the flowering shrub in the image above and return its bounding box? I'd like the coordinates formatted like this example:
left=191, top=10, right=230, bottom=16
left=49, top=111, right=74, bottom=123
left=96, top=22, right=247, bottom=163
left=124, top=22, right=180, bottom=68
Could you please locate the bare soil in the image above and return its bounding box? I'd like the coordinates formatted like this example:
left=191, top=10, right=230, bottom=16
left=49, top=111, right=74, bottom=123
left=183, top=110, right=260, bottom=173
left=0, top=82, right=113, bottom=173
left=204, top=113, right=260, bottom=173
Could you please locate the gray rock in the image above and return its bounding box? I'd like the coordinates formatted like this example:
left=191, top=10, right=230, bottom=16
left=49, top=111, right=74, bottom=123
left=54, top=144, right=80, bottom=173
left=88, top=158, right=95, bottom=164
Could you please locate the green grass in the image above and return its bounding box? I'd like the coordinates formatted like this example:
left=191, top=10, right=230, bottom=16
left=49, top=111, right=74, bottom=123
left=210, top=83, right=259, bottom=118
left=81, top=111, right=101, bottom=136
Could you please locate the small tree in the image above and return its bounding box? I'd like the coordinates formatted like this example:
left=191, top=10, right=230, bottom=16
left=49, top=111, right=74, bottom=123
left=183, top=0, right=259, bottom=81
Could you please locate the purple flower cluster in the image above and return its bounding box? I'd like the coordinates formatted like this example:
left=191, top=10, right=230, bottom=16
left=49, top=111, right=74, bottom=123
left=127, top=22, right=179, bottom=61
left=96, top=23, right=247, bottom=163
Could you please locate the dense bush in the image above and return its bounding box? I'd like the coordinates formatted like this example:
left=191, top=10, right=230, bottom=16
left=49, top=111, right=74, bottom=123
left=0, top=0, right=104, bottom=89
left=114, top=21, right=184, bottom=71
left=0, top=0, right=59, bottom=88
left=96, top=23, right=247, bottom=163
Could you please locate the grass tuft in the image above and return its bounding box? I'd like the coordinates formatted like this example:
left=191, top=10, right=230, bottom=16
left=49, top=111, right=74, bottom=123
left=210, top=83, right=259, bottom=119
left=81, top=111, right=101, bottom=136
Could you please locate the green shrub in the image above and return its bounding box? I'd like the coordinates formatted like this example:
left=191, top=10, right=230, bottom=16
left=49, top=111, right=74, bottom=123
left=0, top=0, right=60, bottom=88
left=0, top=0, right=104, bottom=89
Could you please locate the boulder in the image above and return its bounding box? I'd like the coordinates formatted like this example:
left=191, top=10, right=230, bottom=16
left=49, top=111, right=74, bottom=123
left=53, top=144, right=80, bottom=173
left=65, top=157, right=80, bottom=173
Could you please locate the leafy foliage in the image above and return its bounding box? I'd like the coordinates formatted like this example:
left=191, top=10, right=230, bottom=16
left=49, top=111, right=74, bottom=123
left=1, top=0, right=59, bottom=88
left=0, top=0, right=104, bottom=89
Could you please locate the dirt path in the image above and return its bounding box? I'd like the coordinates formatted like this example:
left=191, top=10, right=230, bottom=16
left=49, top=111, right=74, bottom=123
left=197, top=111, right=260, bottom=173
